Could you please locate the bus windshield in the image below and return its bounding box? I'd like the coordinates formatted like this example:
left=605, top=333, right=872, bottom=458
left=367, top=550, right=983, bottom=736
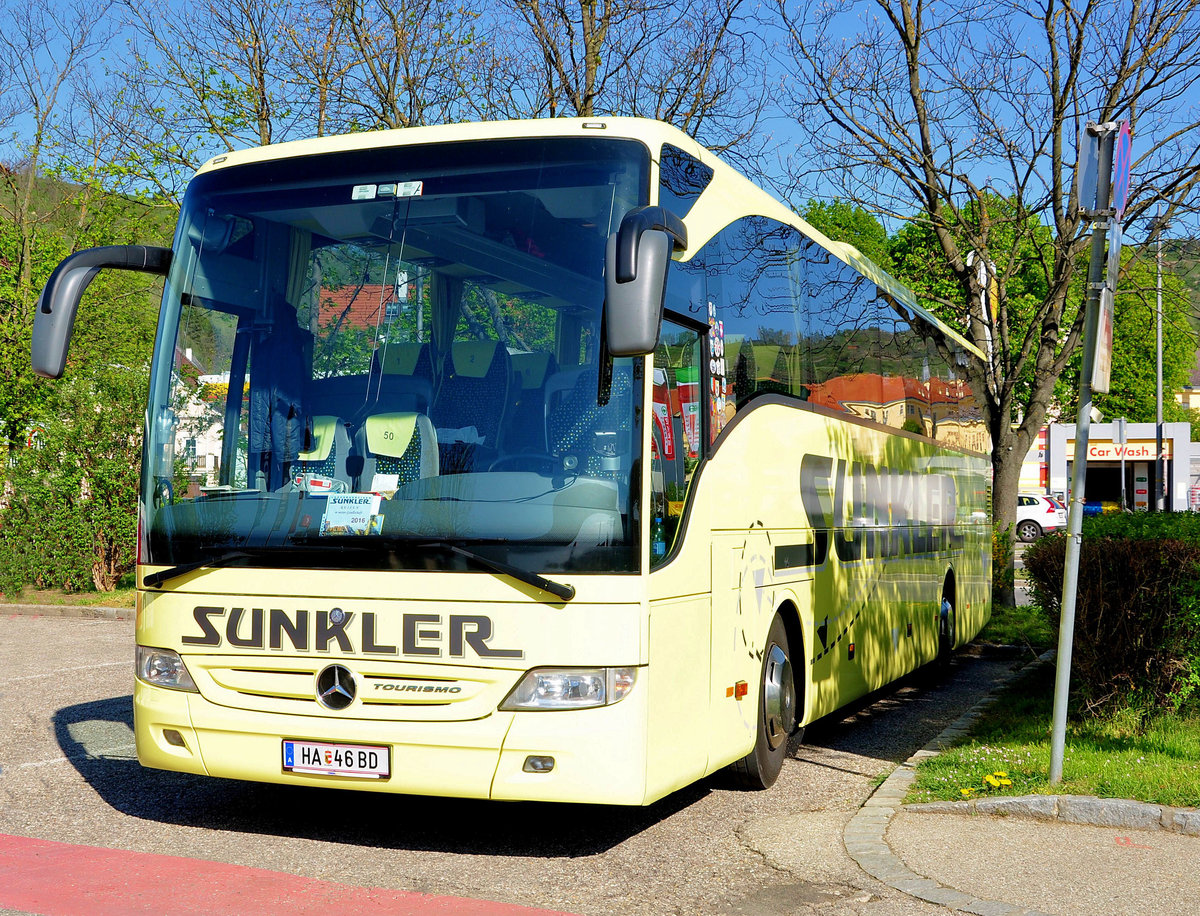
left=143, top=137, right=650, bottom=576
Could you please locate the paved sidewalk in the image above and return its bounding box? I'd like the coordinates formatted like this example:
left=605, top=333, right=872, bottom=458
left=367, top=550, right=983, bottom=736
left=845, top=661, right=1200, bottom=916
left=887, top=807, right=1200, bottom=916
left=2, top=602, right=132, bottom=620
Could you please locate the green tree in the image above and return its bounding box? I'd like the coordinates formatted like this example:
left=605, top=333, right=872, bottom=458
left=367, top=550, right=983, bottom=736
left=1059, top=249, right=1198, bottom=426
left=888, top=195, right=1058, bottom=414
left=802, top=199, right=891, bottom=269
left=0, top=215, right=69, bottom=448
left=775, top=0, right=1200, bottom=593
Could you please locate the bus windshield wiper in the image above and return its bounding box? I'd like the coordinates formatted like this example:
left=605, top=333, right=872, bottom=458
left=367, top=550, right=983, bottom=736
left=418, top=541, right=575, bottom=602
left=142, top=550, right=253, bottom=588
left=281, top=535, right=576, bottom=602
left=148, top=538, right=575, bottom=601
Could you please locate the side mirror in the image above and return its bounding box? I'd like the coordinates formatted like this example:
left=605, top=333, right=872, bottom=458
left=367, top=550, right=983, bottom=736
left=32, top=245, right=172, bottom=378
left=604, top=206, right=687, bottom=357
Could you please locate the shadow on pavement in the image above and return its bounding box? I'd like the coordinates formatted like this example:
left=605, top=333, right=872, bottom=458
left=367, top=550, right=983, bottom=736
left=800, top=651, right=1024, bottom=767
left=51, top=695, right=707, bottom=857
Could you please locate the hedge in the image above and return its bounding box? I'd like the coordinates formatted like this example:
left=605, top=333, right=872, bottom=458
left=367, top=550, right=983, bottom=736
left=1023, top=512, right=1200, bottom=715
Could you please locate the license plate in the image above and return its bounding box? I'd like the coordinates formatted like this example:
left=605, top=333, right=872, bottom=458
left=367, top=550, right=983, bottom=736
left=282, top=739, right=390, bottom=778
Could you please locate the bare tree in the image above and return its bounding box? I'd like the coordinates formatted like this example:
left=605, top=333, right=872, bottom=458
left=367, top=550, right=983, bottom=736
left=612, top=0, right=766, bottom=156
left=775, top=0, right=1200, bottom=557
left=117, top=0, right=306, bottom=198
left=114, top=0, right=493, bottom=195
left=498, top=0, right=768, bottom=155
left=332, top=0, right=486, bottom=130
left=108, top=0, right=771, bottom=193
left=278, top=0, right=358, bottom=139
left=0, top=1, right=117, bottom=292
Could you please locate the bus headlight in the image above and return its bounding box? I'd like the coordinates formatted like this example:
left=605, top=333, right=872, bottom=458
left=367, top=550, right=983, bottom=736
left=136, top=646, right=198, bottom=691
left=500, top=667, right=637, bottom=710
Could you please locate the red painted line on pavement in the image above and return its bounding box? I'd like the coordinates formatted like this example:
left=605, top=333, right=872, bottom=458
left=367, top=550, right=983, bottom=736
left=0, top=834, right=575, bottom=916
left=1114, top=835, right=1155, bottom=850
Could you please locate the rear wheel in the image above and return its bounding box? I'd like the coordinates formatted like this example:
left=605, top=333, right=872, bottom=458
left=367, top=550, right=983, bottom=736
left=1016, top=519, right=1041, bottom=542
left=729, top=614, right=797, bottom=789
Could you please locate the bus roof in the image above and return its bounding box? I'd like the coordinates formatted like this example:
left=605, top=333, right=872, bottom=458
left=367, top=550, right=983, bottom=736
left=195, top=117, right=982, bottom=362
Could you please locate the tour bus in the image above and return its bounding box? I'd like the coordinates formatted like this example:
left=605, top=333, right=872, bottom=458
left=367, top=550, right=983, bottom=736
left=33, top=118, right=991, bottom=805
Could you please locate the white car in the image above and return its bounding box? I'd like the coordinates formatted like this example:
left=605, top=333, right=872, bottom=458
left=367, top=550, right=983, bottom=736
left=1016, top=493, right=1067, bottom=542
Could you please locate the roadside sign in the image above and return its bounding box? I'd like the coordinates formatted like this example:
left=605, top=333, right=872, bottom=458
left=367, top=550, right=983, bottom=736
left=1074, top=125, right=1101, bottom=214
left=1112, top=121, right=1132, bottom=222
left=1092, top=286, right=1114, bottom=393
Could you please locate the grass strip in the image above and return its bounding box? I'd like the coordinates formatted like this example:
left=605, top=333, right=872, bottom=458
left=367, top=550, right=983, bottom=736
left=977, top=602, right=1054, bottom=650
left=907, top=663, right=1200, bottom=809
left=2, top=586, right=136, bottom=608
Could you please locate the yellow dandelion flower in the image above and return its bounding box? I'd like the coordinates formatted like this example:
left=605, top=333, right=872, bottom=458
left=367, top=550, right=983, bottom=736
left=994, top=771, right=1008, bottom=778
left=1000, top=779, right=1013, bottom=786
left=960, top=788, right=974, bottom=796
left=984, top=775, right=1000, bottom=787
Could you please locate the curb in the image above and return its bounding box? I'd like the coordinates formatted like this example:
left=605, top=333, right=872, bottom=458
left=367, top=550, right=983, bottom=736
left=2, top=603, right=134, bottom=621
left=906, top=794, right=1200, bottom=837
left=844, top=650, right=1057, bottom=916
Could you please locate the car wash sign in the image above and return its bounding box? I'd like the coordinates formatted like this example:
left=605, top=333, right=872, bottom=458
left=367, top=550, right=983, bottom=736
left=1071, top=439, right=1170, bottom=461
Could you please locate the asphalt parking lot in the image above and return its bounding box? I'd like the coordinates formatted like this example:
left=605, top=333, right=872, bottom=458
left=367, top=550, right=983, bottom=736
left=0, top=612, right=1026, bottom=915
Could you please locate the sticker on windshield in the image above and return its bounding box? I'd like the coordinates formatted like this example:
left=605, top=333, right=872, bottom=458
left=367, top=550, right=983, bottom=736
left=320, top=493, right=382, bottom=536
left=352, top=181, right=421, bottom=201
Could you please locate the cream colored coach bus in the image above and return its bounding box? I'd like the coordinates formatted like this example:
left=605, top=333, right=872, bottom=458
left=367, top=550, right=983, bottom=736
left=33, top=118, right=990, bottom=805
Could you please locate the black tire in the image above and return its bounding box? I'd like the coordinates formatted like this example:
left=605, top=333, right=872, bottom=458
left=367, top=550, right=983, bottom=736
left=1016, top=519, right=1041, bottom=542
left=729, top=614, right=797, bottom=790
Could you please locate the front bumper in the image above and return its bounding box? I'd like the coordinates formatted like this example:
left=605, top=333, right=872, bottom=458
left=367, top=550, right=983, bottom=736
left=135, top=678, right=651, bottom=805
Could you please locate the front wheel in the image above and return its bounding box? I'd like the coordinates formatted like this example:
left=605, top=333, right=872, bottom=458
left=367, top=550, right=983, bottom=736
left=729, top=614, right=797, bottom=789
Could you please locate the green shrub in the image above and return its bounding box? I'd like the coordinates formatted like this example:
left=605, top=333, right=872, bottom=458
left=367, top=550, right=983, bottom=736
left=1024, top=513, right=1200, bottom=716
left=0, top=367, right=144, bottom=594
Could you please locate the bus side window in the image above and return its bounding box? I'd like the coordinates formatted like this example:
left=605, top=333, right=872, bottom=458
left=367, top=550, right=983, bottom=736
left=702, top=216, right=807, bottom=424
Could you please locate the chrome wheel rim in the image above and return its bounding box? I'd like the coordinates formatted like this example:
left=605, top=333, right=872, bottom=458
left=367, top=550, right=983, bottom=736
left=762, top=642, right=794, bottom=751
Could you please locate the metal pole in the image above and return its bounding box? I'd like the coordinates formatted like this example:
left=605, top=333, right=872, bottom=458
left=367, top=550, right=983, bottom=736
left=1121, top=442, right=1127, bottom=510
left=1156, top=205, right=1165, bottom=511
left=1050, top=125, right=1116, bottom=785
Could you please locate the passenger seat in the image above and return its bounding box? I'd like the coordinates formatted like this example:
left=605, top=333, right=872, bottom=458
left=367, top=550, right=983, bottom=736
left=429, top=340, right=513, bottom=472
left=290, top=416, right=353, bottom=493
left=504, top=351, right=557, bottom=453
left=365, top=341, right=435, bottom=416
left=356, top=411, right=438, bottom=492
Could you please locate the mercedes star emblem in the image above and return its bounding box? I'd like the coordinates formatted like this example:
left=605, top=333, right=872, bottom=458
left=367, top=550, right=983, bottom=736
left=315, top=664, right=356, bottom=710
